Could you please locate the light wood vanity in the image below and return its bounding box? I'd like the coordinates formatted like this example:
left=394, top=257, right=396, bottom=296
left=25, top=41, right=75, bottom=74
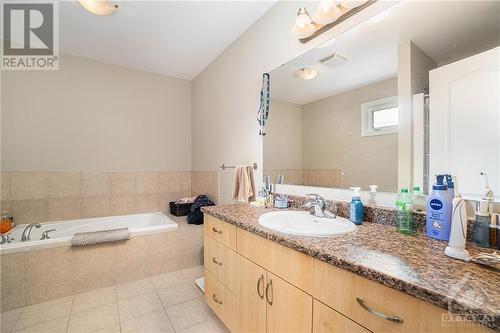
left=203, top=214, right=494, bottom=333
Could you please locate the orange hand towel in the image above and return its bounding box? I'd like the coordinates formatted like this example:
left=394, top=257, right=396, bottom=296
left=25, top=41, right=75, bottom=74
left=232, top=165, right=255, bottom=202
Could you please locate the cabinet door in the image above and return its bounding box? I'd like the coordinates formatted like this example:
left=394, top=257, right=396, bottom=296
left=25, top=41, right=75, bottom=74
left=266, top=272, right=313, bottom=333
left=313, top=300, right=370, bottom=333
left=237, top=255, right=266, bottom=333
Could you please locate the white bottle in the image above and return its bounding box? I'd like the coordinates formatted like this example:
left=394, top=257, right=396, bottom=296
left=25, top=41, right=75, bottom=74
left=445, top=177, right=470, bottom=261
left=368, top=185, right=378, bottom=204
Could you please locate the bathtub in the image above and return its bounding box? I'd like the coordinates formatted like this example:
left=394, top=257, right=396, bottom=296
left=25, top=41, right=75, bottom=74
left=0, top=212, right=178, bottom=254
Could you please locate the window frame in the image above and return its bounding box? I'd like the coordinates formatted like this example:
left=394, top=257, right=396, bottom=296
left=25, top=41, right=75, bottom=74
left=361, top=96, right=399, bottom=137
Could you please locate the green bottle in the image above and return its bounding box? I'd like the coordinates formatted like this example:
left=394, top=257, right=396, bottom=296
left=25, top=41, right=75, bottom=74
left=396, top=188, right=415, bottom=235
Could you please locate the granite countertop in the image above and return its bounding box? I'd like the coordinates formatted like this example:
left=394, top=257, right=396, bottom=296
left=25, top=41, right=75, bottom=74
left=202, top=204, right=500, bottom=330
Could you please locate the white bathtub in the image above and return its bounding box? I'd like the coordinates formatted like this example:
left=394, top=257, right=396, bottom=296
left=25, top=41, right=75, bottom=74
left=0, top=212, right=178, bottom=254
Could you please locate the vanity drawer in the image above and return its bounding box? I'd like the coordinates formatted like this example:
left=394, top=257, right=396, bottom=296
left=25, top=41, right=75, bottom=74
left=205, top=269, right=236, bottom=332
left=203, top=235, right=237, bottom=292
left=204, top=215, right=236, bottom=250
left=313, top=259, right=492, bottom=333
left=237, top=228, right=314, bottom=293
left=313, top=300, right=371, bottom=333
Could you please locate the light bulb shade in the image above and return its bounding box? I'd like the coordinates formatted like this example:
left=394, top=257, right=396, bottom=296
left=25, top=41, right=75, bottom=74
left=79, top=0, right=118, bottom=15
left=294, top=67, right=319, bottom=80
left=339, top=1, right=365, bottom=9
left=290, top=7, right=315, bottom=39
left=313, top=1, right=342, bottom=25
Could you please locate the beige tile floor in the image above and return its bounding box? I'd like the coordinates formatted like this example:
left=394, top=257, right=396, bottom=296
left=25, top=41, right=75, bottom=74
left=0, top=266, right=229, bottom=333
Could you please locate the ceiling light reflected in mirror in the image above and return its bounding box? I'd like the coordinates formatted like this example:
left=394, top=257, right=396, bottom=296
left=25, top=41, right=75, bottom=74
left=79, top=0, right=119, bottom=16
left=294, top=67, right=319, bottom=80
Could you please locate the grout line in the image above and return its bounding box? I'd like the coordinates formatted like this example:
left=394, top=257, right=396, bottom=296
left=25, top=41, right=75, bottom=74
left=114, top=296, right=122, bottom=333
left=65, top=297, right=75, bottom=333
left=153, top=282, right=177, bottom=332
left=6, top=310, right=23, bottom=333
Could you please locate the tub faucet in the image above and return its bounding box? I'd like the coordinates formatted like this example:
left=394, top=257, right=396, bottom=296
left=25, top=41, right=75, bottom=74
left=40, top=229, right=56, bottom=240
left=304, top=194, right=336, bottom=219
left=21, top=223, right=41, bottom=241
left=1, top=234, right=12, bottom=244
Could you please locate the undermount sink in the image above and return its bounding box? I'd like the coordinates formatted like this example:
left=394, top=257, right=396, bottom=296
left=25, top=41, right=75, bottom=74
left=258, top=210, right=357, bottom=237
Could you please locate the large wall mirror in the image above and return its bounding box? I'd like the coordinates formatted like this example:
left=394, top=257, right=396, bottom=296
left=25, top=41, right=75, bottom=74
left=264, top=1, right=500, bottom=199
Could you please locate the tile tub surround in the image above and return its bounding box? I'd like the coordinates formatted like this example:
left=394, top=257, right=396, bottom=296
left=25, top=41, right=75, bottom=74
left=0, top=266, right=229, bottom=333
left=191, top=171, right=218, bottom=204
left=201, top=204, right=500, bottom=330
left=0, top=215, right=203, bottom=313
left=264, top=169, right=342, bottom=188
left=0, top=170, right=219, bottom=224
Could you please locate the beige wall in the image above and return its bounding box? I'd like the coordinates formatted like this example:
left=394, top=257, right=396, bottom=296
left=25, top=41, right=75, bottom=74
left=191, top=1, right=393, bottom=203
left=1, top=53, right=191, bottom=172
left=264, top=98, right=303, bottom=170
left=303, top=78, right=399, bottom=192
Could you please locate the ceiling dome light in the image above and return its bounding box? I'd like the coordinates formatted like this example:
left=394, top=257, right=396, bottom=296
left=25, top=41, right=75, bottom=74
left=313, top=0, right=342, bottom=25
left=290, top=7, right=315, bottom=39
left=79, top=0, right=119, bottom=16
left=294, top=67, right=319, bottom=80
left=339, top=1, right=365, bottom=9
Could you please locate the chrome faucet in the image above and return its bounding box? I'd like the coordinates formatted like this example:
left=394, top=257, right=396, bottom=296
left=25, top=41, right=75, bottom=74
left=40, top=229, right=56, bottom=240
left=21, top=223, right=41, bottom=241
left=1, top=234, right=12, bottom=244
left=304, top=194, right=336, bottom=219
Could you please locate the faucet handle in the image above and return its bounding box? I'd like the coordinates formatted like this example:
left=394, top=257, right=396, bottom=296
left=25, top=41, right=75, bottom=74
left=40, top=229, right=56, bottom=240
left=0, top=234, right=12, bottom=244
left=305, top=193, right=322, bottom=201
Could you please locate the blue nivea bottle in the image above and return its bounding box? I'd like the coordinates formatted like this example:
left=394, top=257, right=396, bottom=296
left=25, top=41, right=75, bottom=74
left=426, top=175, right=453, bottom=241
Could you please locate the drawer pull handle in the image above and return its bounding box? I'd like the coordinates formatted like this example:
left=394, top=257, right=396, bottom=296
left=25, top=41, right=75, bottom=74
left=256, top=274, right=264, bottom=299
left=356, top=297, right=404, bottom=324
left=212, top=227, right=222, bottom=234
left=212, top=257, right=222, bottom=266
left=265, top=279, right=273, bottom=305
left=212, top=294, right=223, bottom=305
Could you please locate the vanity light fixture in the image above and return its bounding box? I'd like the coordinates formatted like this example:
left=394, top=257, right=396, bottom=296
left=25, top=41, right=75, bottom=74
left=79, top=0, right=119, bottom=16
left=339, top=1, right=366, bottom=9
left=290, top=7, right=315, bottom=39
left=292, top=0, right=374, bottom=43
left=313, top=0, right=342, bottom=25
left=294, top=67, right=319, bottom=80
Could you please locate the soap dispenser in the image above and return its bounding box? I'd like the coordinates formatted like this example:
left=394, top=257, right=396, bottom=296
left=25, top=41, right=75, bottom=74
left=368, top=185, right=378, bottom=204
left=349, top=187, right=363, bottom=225
left=426, top=175, right=453, bottom=241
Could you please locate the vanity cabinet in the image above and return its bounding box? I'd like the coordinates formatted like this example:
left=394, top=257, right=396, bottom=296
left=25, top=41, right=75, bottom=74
left=204, top=216, right=237, bottom=331
left=203, top=215, right=493, bottom=333
left=236, top=254, right=313, bottom=333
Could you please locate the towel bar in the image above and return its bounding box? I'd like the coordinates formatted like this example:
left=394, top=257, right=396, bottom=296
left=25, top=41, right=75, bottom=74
left=220, top=163, right=258, bottom=171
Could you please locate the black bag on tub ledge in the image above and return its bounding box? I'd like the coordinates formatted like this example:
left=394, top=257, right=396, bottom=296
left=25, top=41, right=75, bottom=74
left=187, top=195, right=215, bottom=225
